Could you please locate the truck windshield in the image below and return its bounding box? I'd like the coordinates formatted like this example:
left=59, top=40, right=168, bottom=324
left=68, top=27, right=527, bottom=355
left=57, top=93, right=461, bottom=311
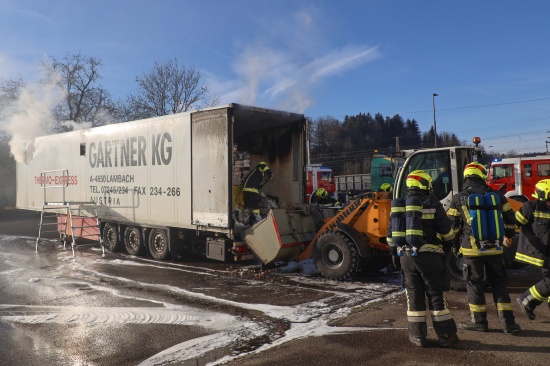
left=491, top=165, right=513, bottom=180
left=397, top=150, right=451, bottom=200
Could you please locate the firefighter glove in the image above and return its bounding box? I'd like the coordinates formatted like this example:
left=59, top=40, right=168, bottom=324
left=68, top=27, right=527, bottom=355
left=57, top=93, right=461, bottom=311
left=503, top=236, right=513, bottom=247
left=391, top=253, right=401, bottom=270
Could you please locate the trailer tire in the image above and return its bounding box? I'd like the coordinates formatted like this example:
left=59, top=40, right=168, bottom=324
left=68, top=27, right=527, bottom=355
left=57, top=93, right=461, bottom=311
left=148, top=229, right=170, bottom=260
left=103, top=223, right=121, bottom=252
left=124, top=226, right=145, bottom=256
left=314, top=231, right=361, bottom=281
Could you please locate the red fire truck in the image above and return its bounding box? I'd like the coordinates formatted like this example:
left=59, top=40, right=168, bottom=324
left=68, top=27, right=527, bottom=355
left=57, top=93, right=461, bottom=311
left=305, top=164, right=336, bottom=203
left=487, top=156, right=550, bottom=202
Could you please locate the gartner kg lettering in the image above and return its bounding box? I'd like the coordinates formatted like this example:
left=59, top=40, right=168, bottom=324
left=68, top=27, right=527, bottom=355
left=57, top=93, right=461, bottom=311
left=88, top=133, right=172, bottom=168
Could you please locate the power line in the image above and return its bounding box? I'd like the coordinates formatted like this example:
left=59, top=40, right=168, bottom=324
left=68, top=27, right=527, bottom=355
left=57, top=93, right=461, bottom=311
left=396, top=97, right=550, bottom=115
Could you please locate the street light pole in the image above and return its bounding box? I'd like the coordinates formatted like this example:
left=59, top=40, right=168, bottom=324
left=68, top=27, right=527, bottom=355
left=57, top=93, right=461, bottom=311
left=432, top=93, right=438, bottom=148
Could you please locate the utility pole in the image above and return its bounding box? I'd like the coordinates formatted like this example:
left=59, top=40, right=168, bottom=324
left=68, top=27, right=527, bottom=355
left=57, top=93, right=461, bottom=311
left=432, top=93, right=438, bottom=148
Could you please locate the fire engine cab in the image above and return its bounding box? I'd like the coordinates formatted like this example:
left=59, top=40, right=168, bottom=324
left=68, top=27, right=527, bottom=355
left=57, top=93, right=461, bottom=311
left=305, top=164, right=336, bottom=203
left=487, top=156, right=550, bottom=202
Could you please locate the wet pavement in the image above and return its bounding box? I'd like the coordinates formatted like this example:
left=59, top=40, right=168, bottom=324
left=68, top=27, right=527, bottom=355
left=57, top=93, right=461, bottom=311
left=1, top=210, right=548, bottom=366
left=0, top=210, right=403, bottom=365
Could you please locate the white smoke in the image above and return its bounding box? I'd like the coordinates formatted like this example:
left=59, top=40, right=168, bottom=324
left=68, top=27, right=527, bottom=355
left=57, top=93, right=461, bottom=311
left=5, top=80, right=64, bottom=163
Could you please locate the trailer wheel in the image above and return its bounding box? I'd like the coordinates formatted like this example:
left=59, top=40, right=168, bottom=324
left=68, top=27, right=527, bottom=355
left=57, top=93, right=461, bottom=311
left=314, top=231, right=361, bottom=281
left=148, top=229, right=170, bottom=260
left=124, top=226, right=145, bottom=256
left=103, top=223, right=121, bottom=252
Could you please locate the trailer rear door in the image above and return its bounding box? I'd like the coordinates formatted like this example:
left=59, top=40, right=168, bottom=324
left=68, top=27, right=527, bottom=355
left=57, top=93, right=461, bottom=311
left=191, top=108, right=231, bottom=228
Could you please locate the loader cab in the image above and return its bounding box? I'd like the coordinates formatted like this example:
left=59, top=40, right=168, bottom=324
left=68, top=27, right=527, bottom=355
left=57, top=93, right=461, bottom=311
left=394, top=146, right=474, bottom=210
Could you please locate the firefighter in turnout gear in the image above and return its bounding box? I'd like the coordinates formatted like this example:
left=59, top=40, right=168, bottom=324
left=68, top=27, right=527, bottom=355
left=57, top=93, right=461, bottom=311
left=311, top=188, right=339, bottom=206
left=378, top=182, right=393, bottom=193
left=387, top=170, right=458, bottom=348
left=242, top=162, right=273, bottom=224
left=515, top=179, right=550, bottom=320
left=447, top=162, right=521, bottom=333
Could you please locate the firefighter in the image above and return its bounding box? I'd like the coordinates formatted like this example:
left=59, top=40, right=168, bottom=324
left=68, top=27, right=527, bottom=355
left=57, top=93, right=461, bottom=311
left=311, top=188, right=339, bottom=206
left=242, top=161, right=273, bottom=224
left=515, top=179, right=550, bottom=320
left=387, top=170, right=458, bottom=347
left=447, top=162, right=521, bottom=333
left=378, top=182, right=393, bottom=193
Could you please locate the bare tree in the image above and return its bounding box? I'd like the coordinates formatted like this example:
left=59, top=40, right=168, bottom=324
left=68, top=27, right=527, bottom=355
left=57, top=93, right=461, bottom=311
left=0, top=76, right=26, bottom=139
left=41, top=52, right=118, bottom=129
left=127, top=59, right=219, bottom=119
left=0, top=76, right=25, bottom=120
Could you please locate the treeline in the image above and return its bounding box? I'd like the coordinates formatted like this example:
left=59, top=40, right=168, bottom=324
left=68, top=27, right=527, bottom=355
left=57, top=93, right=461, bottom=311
left=309, top=113, right=461, bottom=175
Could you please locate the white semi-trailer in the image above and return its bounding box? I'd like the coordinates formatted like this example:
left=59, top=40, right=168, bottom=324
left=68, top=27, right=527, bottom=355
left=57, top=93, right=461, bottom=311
left=16, top=104, right=317, bottom=264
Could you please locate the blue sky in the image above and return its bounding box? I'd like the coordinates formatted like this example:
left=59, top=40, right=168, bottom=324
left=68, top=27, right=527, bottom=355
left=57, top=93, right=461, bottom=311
left=1, top=0, right=550, bottom=154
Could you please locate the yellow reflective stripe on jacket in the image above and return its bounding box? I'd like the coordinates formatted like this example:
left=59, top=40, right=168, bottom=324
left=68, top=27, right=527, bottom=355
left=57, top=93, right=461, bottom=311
left=516, top=252, right=544, bottom=267
left=515, top=211, right=529, bottom=225
left=417, top=244, right=445, bottom=254
left=447, top=207, right=460, bottom=217
left=242, top=187, right=259, bottom=193
left=406, top=229, right=423, bottom=236
left=391, top=206, right=405, bottom=213
left=440, top=228, right=455, bottom=240
left=502, top=202, right=512, bottom=212
left=422, top=207, right=436, bottom=220
left=461, top=204, right=472, bottom=225
left=534, top=211, right=550, bottom=219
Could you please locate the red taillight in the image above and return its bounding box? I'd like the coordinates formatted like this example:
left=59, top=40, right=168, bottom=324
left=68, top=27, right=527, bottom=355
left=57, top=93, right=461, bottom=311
left=232, top=245, right=250, bottom=254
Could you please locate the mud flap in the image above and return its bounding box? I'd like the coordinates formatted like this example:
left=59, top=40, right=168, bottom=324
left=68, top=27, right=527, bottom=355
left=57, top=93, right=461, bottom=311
left=243, top=208, right=318, bottom=265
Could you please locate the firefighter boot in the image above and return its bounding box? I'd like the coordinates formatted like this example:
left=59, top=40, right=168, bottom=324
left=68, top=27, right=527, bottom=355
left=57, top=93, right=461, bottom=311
left=409, top=336, right=427, bottom=347
left=438, top=334, right=459, bottom=348
left=408, top=321, right=428, bottom=347
left=459, top=321, right=488, bottom=332
left=459, top=311, right=488, bottom=332
left=495, top=302, right=521, bottom=333
left=517, top=297, right=536, bottom=320
left=503, top=322, right=521, bottom=334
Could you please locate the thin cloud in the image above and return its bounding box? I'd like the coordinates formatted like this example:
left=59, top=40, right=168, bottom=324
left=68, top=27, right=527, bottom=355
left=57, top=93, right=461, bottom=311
left=311, top=45, right=381, bottom=80
left=211, top=7, right=382, bottom=113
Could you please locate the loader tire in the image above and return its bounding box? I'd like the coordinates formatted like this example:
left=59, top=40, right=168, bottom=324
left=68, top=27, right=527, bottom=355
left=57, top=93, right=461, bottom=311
left=103, top=223, right=121, bottom=252
left=314, top=231, right=361, bottom=281
left=124, top=226, right=145, bottom=256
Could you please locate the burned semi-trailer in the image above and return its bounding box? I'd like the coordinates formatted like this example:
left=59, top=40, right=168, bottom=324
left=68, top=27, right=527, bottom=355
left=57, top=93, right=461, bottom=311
left=16, top=104, right=318, bottom=264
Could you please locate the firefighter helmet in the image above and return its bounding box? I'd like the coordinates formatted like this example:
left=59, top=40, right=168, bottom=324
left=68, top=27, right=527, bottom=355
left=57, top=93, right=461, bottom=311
left=379, top=183, right=393, bottom=193
left=315, top=188, right=328, bottom=198
left=463, top=162, right=487, bottom=181
left=406, top=170, right=432, bottom=191
left=258, top=161, right=270, bottom=173
left=532, top=179, right=550, bottom=201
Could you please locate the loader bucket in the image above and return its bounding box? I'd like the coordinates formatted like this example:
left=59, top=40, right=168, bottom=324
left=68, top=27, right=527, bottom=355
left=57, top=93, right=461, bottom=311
left=243, top=208, right=317, bottom=265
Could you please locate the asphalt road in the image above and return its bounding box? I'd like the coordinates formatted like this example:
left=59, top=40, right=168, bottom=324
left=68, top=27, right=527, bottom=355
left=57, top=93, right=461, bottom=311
left=0, top=209, right=548, bottom=366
